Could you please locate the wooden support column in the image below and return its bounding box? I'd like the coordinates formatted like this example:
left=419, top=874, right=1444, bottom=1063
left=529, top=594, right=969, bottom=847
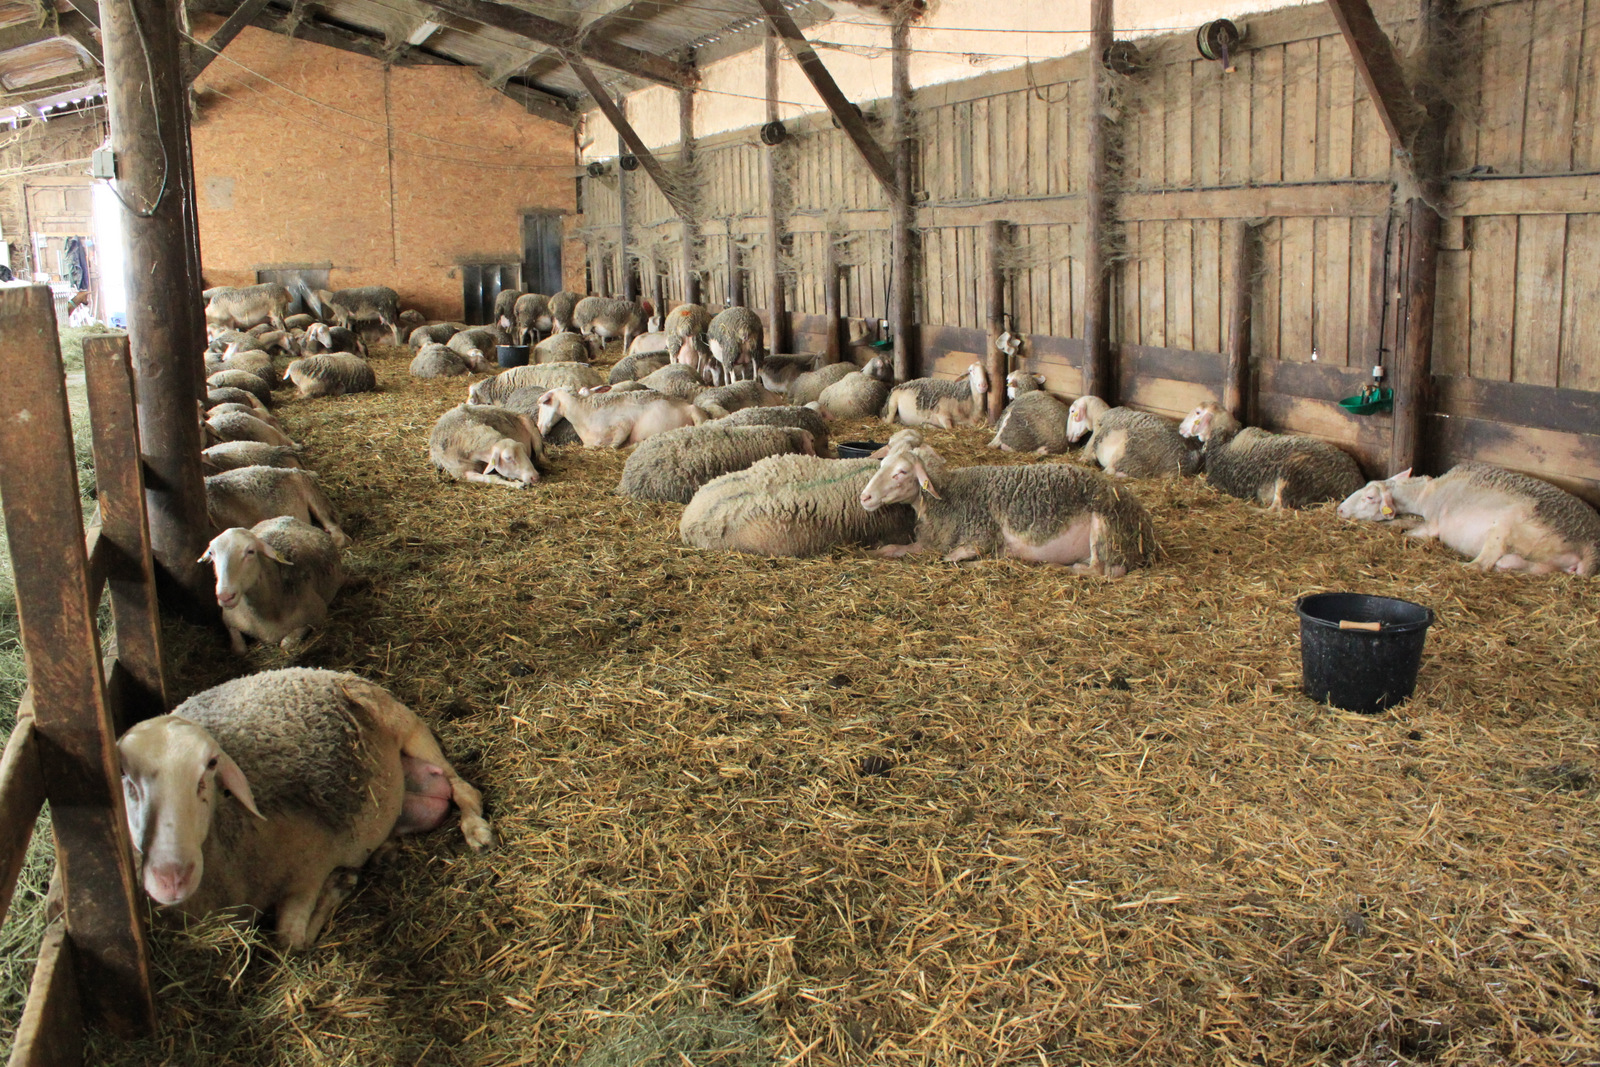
left=725, top=218, right=743, bottom=308
left=1081, top=0, right=1115, bottom=402
left=566, top=52, right=696, bottom=220
left=616, top=98, right=636, bottom=304
left=824, top=233, right=842, bottom=363
left=984, top=220, right=1010, bottom=423
left=1224, top=220, right=1257, bottom=423
left=103, top=0, right=212, bottom=614
left=764, top=28, right=789, bottom=353
left=679, top=86, right=701, bottom=305
left=889, top=10, right=916, bottom=382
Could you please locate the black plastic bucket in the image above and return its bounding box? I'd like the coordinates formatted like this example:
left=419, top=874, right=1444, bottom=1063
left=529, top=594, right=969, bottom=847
left=837, top=441, right=886, bottom=459
left=497, top=344, right=530, bottom=368
left=1296, top=593, right=1434, bottom=714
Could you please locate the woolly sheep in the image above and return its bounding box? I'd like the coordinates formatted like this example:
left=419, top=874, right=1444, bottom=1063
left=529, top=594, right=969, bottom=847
left=398, top=309, right=426, bottom=332
left=882, top=363, right=989, bottom=429
left=1006, top=370, right=1046, bottom=398
left=204, top=284, right=290, bottom=335
left=468, top=362, right=604, bottom=404
left=1179, top=402, right=1364, bottom=510
left=617, top=423, right=817, bottom=504
left=639, top=363, right=708, bottom=401
left=716, top=405, right=831, bottom=456
left=536, top=386, right=706, bottom=447
left=609, top=350, right=671, bottom=383
left=681, top=453, right=916, bottom=557
left=665, top=303, right=713, bottom=372
left=325, top=285, right=402, bottom=343
left=694, top=379, right=786, bottom=418
left=409, top=322, right=463, bottom=349
left=1338, top=463, right=1600, bottom=575
left=758, top=354, right=818, bottom=393
left=304, top=322, right=366, bottom=358
left=573, top=296, right=648, bottom=354
left=429, top=403, right=550, bottom=487
left=494, top=289, right=526, bottom=332
left=860, top=435, right=1156, bottom=574
left=208, top=329, right=264, bottom=354
left=514, top=293, right=551, bottom=343
left=206, top=386, right=268, bottom=412
left=206, top=410, right=297, bottom=448
left=117, top=668, right=491, bottom=949
left=207, top=402, right=284, bottom=431
left=627, top=331, right=672, bottom=359
left=207, top=369, right=273, bottom=406
left=784, top=362, right=859, bottom=405
left=548, top=290, right=580, bottom=334
left=447, top=328, right=502, bottom=372
left=202, top=442, right=302, bottom=474
left=987, top=392, right=1075, bottom=454
left=530, top=332, right=586, bottom=365
left=205, top=465, right=347, bottom=547
left=220, top=348, right=278, bottom=382
left=706, top=306, right=763, bottom=385
left=410, top=343, right=470, bottom=378
left=285, top=354, right=377, bottom=399
left=812, top=356, right=895, bottom=421
left=201, top=517, right=344, bottom=653
left=284, top=313, right=318, bottom=331
left=1065, top=396, right=1199, bottom=477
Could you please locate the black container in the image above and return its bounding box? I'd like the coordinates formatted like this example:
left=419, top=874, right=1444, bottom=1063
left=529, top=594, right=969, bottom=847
left=1296, top=593, right=1434, bottom=714
left=497, top=344, right=530, bottom=368
left=837, top=441, right=886, bottom=460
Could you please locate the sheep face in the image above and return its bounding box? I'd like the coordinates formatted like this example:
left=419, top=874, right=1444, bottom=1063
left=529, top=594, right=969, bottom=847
left=488, top=440, right=540, bottom=485
left=118, top=717, right=263, bottom=906
left=534, top=389, right=570, bottom=435
left=1066, top=398, right=1093, bottom=442
left=860, top=449, right=940, bottom=511
left=1178, top=403, right=1217, bottom=441
left=862, top=355, right=894, bottom=383
left=1337, top=471, right=1410, bottom=521
left=200, top=528, right=286, bottom=611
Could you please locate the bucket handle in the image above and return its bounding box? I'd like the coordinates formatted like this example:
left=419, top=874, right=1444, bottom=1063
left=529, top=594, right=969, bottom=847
left=1338, top=620, right=1382, bottom=632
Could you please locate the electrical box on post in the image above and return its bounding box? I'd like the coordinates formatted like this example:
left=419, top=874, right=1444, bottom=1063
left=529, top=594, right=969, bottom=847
left=90, top=147, right=116, bottom=180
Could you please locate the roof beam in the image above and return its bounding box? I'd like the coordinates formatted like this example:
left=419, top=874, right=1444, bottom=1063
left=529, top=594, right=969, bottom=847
left=0, top=16, right=60, bottom=53
left=62, top=0, right=99, bottom=29
left=1324, top=0, right=1426, bottom=158
left=415, top=0, right=694, bottom=86
left=497, top=78, right=578, bottom=127
left=754, top=0, right=901, bottom=203
left=564, top=50, right=694, bottom=219
left=190, top=0, right=458, bottom=67
left=185, top=0, right=272, bottom=85
left=58, top=11, right=102, bottom=67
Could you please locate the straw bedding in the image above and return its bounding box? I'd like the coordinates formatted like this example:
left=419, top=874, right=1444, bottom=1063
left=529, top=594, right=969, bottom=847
left=94, top=344, right=1600, bottom=1066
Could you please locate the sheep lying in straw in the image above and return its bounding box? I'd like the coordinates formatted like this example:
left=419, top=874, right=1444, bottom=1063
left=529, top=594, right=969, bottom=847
left=536, top=387, right=706, bottom=448
left=201, top=517, right=344, bottom=653
left=694, top=379, right=786, bottom=418
left=680, top=454, right=916, bottom=557
left=410, top=342, right=470, bottom=378
left=117, top=668, right=491, bottom=949
left=882, top=362, right=989, bottom=429
left=206, top=369, right=273, bottom=406
left=429, top=403, right=550, bottom=487
left=205, top=410, right=297, bottom=448
left=985, top=373, right=1074, bottom=454
left=535, top=333, right=590, bottom=364
left=812, top=356, right=895, bottom=420
left=284, top=354, right=377, bottom=399
left=610, top=350, right=671, bottom=383
left=201, top=442, right=302, bottom=475
left=1066, top=396, right=1200, bottom=477
left=617, top=423, right=817, bottom=504
left=205, top=466, right=347, bottom=547
left=1179, top=402, right=1363, bottom=510
left=469, top=362, right=604, bottom=404
left=859, top=431, right=1156, bottom=575
left=447, top=328, right=502, bottom=373
left=715, top=404, right=832, bottom=455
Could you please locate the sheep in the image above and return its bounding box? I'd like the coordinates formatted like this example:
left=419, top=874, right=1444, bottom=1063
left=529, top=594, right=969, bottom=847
left=429, top=403, right=550, bottom=487
left=639, top=363, right=708, bottom=401
left=573, top=296, right=648, bottom=354
left=618, top=423, right=818, bottom=503
left=694, top=379, right=786, bottom=418
left=1338, top=463, right=1600, bottom=575
left=665, top=303, right=713, bottom=373
left=1006, top=370, right=1046, bottom=398
left=117, top=667, right=491, bottom=949
left=534, top=332, right=589, bottom=364
left=812, top=356, right=895, bottom=420
left=784, top=362, right=860, bottom=405
left=468, top=362, right=604, bottom=404
left=609, top=351, right=671, bottom=383
left=325, top=285, right=402, bottom=343
left=627, top=331, right=672, bottom=359
left=1179, top=402, right=1365, bottom=510
left=206, top=410, right=297, bottom=448
left=207, top=402, right=284, bottom=431
left=494, top=289, right=525, bottom=333
left=535, top=386, right=707, bottom=447
left=758, top=354, right=818, bottom=394
left=1063, top=396, right=1199, bottom=476
left=284, top=354, right=377, bottom=399
left=201, top=518, right=344, bottom=653
left=284, top=313, right=318, bottom=331
left=204, top=284, right=290, bottom=335
left=410, top=343, right=470, bottom=378
left=398, top=309, right=426, bottom=332
left=548, top=290, right=580, bottom=334
left=202, top=442, right=302, bottom=474
left=987, top=391, right=1074, bottom=454
left=680, top=453, right=917, bottom=557
left=220, top=348, right=278, bottom=382
left=513, top=293, right=552, bottom=344
left=882, top=362, right=989, bottom=429
left=205, top=465, right=347, bottom=547
left=447, top=328, right=502, bottom=372
left=304, top=322, right=366, bottom=358
left=206, top=369, right=273, bottom=406
left=706, top=307, right=764, bottom=385
left=206, top=386, right=268, bottom=412
left=409, top=322, right=464, bottom=348
left=716, top=404, right=832, bottom=456
left=859, top=435, right=1156, bottom=574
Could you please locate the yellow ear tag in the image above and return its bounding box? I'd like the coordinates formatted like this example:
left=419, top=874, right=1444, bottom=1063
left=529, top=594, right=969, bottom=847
left=1381, top=505, right=1393, bottom=515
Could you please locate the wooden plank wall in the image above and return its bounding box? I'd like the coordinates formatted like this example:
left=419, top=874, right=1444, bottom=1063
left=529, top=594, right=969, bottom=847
left=578, top=0, right=1600, bottom=502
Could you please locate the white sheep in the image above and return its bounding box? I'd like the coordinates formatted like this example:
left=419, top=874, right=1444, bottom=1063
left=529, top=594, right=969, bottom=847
left=813, top=356, right=896, bottom=420
left=535, top=387, right=707, bottom=447
left=201, top=442, right=302, bottom=475
left=1179, top=402, right=1364, bottom=509
left=117, top=668, right=491, bottom=949
left=534, top=333, right=590, bottom=364
left=858, top=434, right=1156, bottom=574
left=881, top=362, right=989, bottom=428
left=988, top=390, right=1074, bottom=454
left=617, top=423, right=817, bottom=503
left=784, top=362, right=859, bottom=405
left=716, top=404, right=832, bottom=456
left=206, top=402, right=284, bottom=431
left=206, top=410, right=298, bottom=448
left=680, top=453, right=917, bottom=557
left=693, top=379, right=786, bottom=418
left=1064, top=396, right=1199, bottom=476
left=410, top=342, right=470, bottom=378
left=284, top=354, right=377, bottom=399
left=469, top=362, right=604, bottom=404
left=429, top=403, right=550, bottom=487
left=201, top=517, right=344, bottom=653
left=638, top=362, right=708, bottom=401
left=206, top=369, right=273, bottom=406
left=205, top=465, right=347, bottom=547
left=609, top=350, right=671, bottom=384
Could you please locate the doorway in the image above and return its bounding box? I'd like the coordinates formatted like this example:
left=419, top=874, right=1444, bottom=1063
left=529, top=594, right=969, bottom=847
left=522, top=212, right=563, bottom=295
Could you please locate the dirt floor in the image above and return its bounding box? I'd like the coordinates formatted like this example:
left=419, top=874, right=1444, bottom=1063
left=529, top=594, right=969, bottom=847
left=94, top=342, right=1600, bottom=1066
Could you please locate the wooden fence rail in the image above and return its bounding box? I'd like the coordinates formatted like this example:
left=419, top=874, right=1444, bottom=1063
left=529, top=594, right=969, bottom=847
left=0, top=285, right=167, bottom=1066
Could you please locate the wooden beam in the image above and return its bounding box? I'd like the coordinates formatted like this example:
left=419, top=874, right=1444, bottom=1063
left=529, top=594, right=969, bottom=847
left=419, top=0, right=693, bottom=86
left=1, top=74, right=97, bottom=107
left=0, top=711, right=43, bottom=924
left=1223, top=220, right=1257, bottom=422
left=62, top=0, right=98, bottom=29
left=0, top=16, right=59, bottom=54
left=984, top=219, right=1009, bottom=423
left=10, top=919, right=83, bottom=1067
left=679, top=86, right=700, bottom=305
left=497, top=80, right=579, bottom=127
left=57, top=11, right=101, bottom=67
left=823, top=231, right=841, bottom=363
left=1081, top=0, right=1114, bottom=402
left=190, top=0, right=457, bottom=67
left=566, top=51, right=696, bottom=220
left=616, top=97, right=636, bottom=303
left=763, top=28, right=788, bottom=353
left=1324, top=0, right=1425, bottom=158
left=888, top=8, right=915, bottom=379
left=756, top=0, right=901, bottom=204
left=185, top=0, right=272, bottom=85
left=1391, top=193, right=1440, bottom=473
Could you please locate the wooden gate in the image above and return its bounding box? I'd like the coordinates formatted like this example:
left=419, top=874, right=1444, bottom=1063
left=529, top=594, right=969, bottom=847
left=0, top=285, right=164, bottom=1065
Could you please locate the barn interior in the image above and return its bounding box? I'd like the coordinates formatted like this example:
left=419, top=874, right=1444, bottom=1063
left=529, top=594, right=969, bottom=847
left=1, top=0, right=1599, bottom=1064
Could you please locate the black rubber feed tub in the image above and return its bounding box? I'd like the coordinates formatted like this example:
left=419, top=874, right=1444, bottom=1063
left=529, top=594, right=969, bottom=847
left=497, top=344, right=530, bottom=368
left=1296, top=593, right=1434, bottom=715
left=837, top=441, right=886, bottom=459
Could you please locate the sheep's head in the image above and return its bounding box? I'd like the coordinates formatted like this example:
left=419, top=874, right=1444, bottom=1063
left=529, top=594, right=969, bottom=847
left=1179, top=402, right=1231, bottom=442
left=119, top=716, right=264, bottom=907
left=467, top=377, right=494, bottom=404
left=861, top=444, right=944, bottom=511
left=200, top=528, right=288, bottom=611
left=967, top=363, right=988, bottom=395
left=487, top=440, right=540, bottom=485
left=1337, top=469, right=1411, bottom=521
left=534, top=389, right=570, bottom=435
left=1006, top=371, right=1045, bottom=400
left=1066, top=396, right=1107, bottom=443
left=862, top=355, right=894, bottom=382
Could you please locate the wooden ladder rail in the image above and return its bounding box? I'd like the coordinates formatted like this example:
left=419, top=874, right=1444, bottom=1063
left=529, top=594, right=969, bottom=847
left=0, top=286, right=167, bottom=1066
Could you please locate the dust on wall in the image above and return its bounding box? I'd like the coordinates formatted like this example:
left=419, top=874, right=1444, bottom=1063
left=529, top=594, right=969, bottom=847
left=191, top=20, right=577, bottom=319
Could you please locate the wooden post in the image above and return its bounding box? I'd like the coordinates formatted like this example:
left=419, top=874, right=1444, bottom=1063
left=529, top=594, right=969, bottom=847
left=1391, top=196, right=1440, bottom=473
left=1224, top=220, right=1256, bottom=423
left=679, top=86, right=701, bottom=305
left=0, top=287, right=156, bottom=1038
left=652, top=261, right=665, bottom=322
left=824, top=232, right=842, bottom=363
left=726, top=218, right=741, bottom=307
left=984, top=220, right=1009, bottom=423
left=616, top=98, right=636, bottom=305
left=102, top=0, right=212, bottom=614
left=1081, top=0, right=1115, bottom=402
left=764, top=28, right=789, bottom=354
left=889, top=10, right=916, bottom=382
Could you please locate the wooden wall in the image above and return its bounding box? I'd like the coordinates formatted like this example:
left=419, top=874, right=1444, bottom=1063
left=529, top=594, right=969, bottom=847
left=578, top=0, right=1600, bottom=503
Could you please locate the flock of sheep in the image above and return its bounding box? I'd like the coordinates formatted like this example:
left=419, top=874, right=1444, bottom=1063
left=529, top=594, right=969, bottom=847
left=116, top=276, right=1600, bottom=955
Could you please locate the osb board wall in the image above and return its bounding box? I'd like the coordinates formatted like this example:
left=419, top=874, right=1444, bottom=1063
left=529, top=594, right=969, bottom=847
left=0, top=109, right=104, bottom=274
left=191, top=20, right=575, bottom=319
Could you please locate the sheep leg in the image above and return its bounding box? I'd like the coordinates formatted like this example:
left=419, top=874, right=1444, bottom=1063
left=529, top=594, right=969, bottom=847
left=943, top=545, right=983, bottom=563
left=1467, top=521, right=1511, bottom=571
left=273, top=864, right=355, bottom=950
left=303, top=484, right=348, bottom=548
left=875, top=541, right=924, bottom=558
left=462, top=470, right=527, bottom=488
left=278, top=626, right=312, bottom=651
left=227, top=625, right=247, bottom=654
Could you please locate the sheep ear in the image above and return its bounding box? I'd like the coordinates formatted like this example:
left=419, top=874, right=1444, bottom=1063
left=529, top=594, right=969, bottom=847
left=913, top=458, right=942, bottom=499
left=1379, top=487, right=1396, bottom=516
left=214, top=752, right=264, bottom=819
left=1393, top=467, right=1412, bottom=479
left=197, top=545, right=215, bottom=563
left=258, top=540, right=289, bottom=563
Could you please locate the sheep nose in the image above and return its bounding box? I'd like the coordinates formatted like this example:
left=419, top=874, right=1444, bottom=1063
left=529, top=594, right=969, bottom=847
left=217, top=590, right=239, bottom=608
left=146, top=862, right=196, bottom=904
